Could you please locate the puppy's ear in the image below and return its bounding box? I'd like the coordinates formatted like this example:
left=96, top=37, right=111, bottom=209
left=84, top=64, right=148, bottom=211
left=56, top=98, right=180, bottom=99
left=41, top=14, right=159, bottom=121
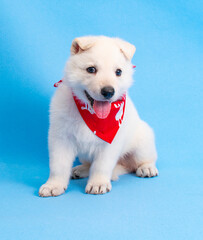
left=114, top=38, right=136, bottom=60
left=71, top=36, right=97, bottom=55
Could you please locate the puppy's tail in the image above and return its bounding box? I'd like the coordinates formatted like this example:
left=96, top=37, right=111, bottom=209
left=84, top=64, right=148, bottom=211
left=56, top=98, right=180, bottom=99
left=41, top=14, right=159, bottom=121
left=111, top=153, right=137, bottom=181
left=111, top=164, right=129, bottom=181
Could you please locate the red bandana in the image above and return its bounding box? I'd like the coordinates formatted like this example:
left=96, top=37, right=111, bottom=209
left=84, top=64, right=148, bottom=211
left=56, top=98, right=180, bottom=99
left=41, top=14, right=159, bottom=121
left=72, top=93, right=126, bottom=144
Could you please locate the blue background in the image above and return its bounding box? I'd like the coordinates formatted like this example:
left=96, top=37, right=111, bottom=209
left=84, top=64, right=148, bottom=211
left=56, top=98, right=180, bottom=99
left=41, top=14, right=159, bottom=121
left=0, top=0, right=202, bottom=239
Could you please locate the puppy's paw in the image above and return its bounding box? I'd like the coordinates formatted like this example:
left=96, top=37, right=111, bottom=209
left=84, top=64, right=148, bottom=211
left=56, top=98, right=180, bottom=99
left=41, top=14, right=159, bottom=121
left=71, top=164, right=89, bottom=179
left=39, top=182, right=67, bottom=197
left=85, top=177, right=112, bottom=194
left=136, top=163, right=158, bottom=178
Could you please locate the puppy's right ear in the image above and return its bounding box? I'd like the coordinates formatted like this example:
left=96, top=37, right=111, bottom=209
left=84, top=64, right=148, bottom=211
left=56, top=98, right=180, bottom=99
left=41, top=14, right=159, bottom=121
left=114, top=38, right=136, bottom=61
left=71, top=36, right=96, bottom=55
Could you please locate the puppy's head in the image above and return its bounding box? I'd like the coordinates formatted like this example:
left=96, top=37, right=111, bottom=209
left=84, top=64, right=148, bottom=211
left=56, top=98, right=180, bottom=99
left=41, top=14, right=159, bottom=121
left=64, top=36, right=135, bottom=118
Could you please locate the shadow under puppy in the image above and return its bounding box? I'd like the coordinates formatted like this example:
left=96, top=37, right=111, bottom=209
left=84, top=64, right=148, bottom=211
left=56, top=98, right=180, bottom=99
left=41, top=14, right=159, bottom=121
left=39, top=36, right=158, bottom=196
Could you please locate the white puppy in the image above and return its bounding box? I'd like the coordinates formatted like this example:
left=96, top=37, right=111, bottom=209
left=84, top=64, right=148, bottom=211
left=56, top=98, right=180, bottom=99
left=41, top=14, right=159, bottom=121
left=39, top=36, right=158, bottom=197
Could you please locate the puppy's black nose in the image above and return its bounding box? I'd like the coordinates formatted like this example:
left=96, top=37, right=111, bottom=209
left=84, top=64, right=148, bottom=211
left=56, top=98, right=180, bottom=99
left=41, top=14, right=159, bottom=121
left=101, top=86, right=115, bottom=99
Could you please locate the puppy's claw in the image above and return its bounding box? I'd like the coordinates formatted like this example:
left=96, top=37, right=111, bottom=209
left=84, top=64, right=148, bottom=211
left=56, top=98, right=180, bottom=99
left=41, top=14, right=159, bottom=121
left=39, top=183, right=66, bottom=197
left=136, top=164, right=158, bottom=178
left=85, top=181, right=112, bottom=195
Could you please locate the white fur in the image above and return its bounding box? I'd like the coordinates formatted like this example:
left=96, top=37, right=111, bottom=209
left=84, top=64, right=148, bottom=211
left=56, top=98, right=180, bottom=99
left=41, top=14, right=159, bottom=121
left=39, top=36, right=158, bottom=197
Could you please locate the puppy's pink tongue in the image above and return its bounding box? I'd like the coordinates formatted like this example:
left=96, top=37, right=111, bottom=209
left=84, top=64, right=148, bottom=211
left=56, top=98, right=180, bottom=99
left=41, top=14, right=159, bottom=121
left=93, top=100, right=111, bottom=119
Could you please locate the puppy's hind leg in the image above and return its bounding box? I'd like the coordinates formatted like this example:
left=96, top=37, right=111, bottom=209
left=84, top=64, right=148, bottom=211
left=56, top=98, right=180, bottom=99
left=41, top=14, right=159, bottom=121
left=133, top=120, right=158, bottom=178
left=71, top=160, right=128, bottom=181
left=71, top=161, right=90, bottom=179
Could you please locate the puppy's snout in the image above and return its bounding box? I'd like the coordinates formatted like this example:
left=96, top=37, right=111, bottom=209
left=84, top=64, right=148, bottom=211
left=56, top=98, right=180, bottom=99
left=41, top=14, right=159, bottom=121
left=101, top=86, right=115, bottom=99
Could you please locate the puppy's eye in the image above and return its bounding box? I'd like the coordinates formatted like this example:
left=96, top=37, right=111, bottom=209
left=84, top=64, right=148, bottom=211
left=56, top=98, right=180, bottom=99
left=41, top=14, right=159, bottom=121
left=86, top=67, right=97, bottom=74
left=115, top=69, right=122, bottom=76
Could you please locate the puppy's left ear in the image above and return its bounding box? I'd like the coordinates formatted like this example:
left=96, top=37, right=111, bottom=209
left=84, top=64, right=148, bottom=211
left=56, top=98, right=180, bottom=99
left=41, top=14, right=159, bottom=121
left=114, top=38, right=136, bottom=60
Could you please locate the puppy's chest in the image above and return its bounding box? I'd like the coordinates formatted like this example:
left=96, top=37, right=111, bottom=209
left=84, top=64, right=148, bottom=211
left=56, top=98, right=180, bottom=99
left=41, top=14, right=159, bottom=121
left=65, top=113, right=103, bottom=156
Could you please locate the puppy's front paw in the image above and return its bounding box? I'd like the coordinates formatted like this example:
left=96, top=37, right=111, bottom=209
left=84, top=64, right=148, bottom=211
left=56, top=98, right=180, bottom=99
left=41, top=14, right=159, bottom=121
left=39, top=182, right=67, bottom=197
left=85, top=177, right=112, bottom=195
left=136, top=163, right=158, bottom=178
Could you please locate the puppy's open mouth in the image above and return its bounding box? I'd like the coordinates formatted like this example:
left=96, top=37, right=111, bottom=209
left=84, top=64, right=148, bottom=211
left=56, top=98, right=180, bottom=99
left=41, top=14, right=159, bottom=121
left=84, top=90, right=94, bottom=107
left=84, top=90, right=111, bottom=119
